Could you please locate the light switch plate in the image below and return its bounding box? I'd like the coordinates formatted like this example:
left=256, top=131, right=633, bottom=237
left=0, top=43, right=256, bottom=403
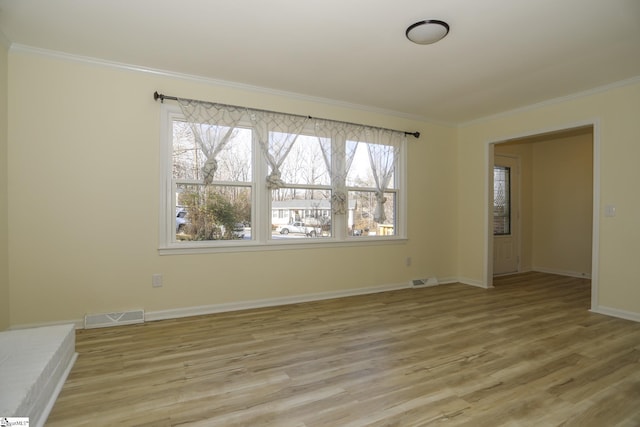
left=605, top=205, right=616, bottom=217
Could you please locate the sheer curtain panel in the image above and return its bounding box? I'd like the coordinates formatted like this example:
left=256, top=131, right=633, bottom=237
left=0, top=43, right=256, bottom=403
left=177, top=99, right=245, bottom=184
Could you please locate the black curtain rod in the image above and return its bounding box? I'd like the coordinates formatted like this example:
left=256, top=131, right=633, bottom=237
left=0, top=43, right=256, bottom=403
left=153, top=91, right=420, bottom=139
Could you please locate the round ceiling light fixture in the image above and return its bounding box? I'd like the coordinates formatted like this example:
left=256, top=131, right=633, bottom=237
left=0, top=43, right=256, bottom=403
left=406, top=19, right=450, bottom=45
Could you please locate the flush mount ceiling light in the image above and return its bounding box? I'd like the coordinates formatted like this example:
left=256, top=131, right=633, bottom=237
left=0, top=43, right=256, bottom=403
left=406, top=19, right=450, bottom=45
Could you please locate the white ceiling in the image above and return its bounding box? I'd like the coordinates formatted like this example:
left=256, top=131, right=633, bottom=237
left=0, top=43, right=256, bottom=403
left=1, top=0, right=639, bottom=124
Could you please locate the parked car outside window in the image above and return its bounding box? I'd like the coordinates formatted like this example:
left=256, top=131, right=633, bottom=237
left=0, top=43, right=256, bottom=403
left=176, top=208, right=188, bottom=233
left=275, top=221, right=319, bottom=237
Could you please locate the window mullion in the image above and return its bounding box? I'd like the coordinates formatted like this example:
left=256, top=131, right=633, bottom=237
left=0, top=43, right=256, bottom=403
left=333, top=134, right=347, bottom=239
left=255, top=121, right=269, bottom=243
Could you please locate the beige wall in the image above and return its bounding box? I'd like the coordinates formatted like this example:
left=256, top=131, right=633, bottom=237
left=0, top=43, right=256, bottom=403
left=531, top=133, right=593, bottom=276
left=6, top=50, right=458, bottom=327
left=0, top=41, right=8, bottom=330
left=6, top=48, right=640, bottom=327
left=459, top=80, right=640, bottom=316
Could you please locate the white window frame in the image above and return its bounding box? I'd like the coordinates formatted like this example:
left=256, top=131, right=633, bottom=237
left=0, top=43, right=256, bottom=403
left=159, top=104, right=407, bottom=254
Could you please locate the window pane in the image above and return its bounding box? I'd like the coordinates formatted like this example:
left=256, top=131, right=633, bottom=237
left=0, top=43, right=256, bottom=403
left=493, top=166, right=511, bottom=235
left=346, top=142, right=396, bottom=189
left=348, top=190, right=396, bottom=236
left=271, top=190, right=332, bottom=239
left=176, top=183, right=251, bottom=241
left=172, top=121, right=252, bottom=182
left=278, top=135, right=330, bottom=186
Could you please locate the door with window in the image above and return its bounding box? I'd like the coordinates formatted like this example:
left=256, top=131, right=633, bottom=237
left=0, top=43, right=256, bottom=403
left=493, top=155, right=520, bottom=275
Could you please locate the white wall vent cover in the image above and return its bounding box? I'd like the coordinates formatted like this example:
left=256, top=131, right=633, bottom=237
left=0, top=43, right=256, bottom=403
left=84, top=310, right=145, bottom=329
left=411, top=277, right=439, bottom=287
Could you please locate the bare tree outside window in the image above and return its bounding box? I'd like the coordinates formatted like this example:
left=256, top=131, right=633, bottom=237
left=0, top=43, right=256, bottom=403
left=173, top=123, right=252, bottom=241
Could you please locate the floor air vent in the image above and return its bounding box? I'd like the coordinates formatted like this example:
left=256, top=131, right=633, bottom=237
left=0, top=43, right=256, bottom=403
left=84, top=310, right=144, bottom=329
left=411, top=277, right=439, bottom=287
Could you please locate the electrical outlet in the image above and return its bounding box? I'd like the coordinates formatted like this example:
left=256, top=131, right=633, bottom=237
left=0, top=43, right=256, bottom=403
left=406, top=257, right=412, bottom=266
left=152, top=274, right=163, bottom=288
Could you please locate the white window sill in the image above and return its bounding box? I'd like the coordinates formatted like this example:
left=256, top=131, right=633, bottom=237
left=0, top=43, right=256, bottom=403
left=159, top=236, right=407, bottom=255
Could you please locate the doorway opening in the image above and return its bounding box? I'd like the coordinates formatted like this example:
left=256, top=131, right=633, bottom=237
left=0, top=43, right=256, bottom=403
left=486, top=123, right=597, bottom=308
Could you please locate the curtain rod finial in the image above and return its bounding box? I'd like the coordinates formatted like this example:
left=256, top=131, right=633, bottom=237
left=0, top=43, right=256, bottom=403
left=406, top=131, right=420, bottom=139
left=154, top=91, right=164, bottom=102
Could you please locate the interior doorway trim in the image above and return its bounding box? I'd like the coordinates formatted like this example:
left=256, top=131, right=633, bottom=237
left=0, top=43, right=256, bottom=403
left=483, top=119, right=600, bottom=311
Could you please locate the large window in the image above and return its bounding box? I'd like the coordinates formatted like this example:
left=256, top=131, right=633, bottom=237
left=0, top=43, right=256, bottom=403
left=160, top=103, right=407, bottom=252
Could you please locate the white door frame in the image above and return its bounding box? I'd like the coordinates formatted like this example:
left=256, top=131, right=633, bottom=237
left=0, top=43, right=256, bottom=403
left=483, top=120, right=600, bottom=312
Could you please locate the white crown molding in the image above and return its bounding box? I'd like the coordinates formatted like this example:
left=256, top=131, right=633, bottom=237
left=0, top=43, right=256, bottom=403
left=460, top=75, right=640, bottom=128
left=8, top=43, right=438, bottom=127
left=7, top=44, right=639, bottom=129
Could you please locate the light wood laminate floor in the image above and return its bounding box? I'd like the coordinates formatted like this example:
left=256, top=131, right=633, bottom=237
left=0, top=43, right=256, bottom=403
left=47, top=272, right=640, bottom=426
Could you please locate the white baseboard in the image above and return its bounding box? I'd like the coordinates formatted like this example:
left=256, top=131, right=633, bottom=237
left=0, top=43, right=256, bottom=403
left=9, top=282, right=417, bottom=329
left=435, top=276, right=459, bottom=285
left=590, top=305, right=640, bottom=323
left=532, top=267, right=592, bottom=279
left=457, top=277, right=491, bottom=288
left=9, top=276, right=507, bottom=330
left=145, top=282, right=412, bottom=322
